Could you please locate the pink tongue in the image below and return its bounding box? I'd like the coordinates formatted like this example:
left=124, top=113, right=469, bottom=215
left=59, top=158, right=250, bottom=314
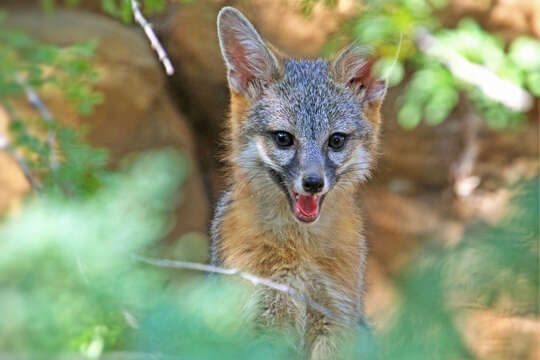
left=297, top=195, right=318, bottom=216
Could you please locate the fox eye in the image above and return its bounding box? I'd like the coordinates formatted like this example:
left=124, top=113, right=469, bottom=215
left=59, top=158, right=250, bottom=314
left=272, top=131, right=294, bottom=148
left=328, top=133, right=347, bottom=150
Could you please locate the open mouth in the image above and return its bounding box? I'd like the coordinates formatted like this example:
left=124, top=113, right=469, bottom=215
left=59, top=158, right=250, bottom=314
left=265, top=168, right=323, bottom=224
left=291, top=192, right=321, bottom=223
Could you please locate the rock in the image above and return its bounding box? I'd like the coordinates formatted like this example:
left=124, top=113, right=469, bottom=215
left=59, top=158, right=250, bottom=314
left=461, top=310, right=540, bottom=360
left=1, top=9, right=209, bottom=239
left=0, top=108, right=30, bottom=214
left=444, top=0, right=540, bottom=40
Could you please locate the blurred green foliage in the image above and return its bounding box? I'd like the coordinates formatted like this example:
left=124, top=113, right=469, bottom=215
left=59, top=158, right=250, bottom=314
left=0, top=151, right=186, bottom=353
left=0, top=157, right=536, bottom=358
left=40, top=0, right=192, bottom=23
left=0, top=150, right=297, bottom=358
left=0, top=30, right=101, bottom=114
left=318, top=0, right=540, bottom=129
left=382, top=178, right=539, bottom=359
left=0, top=23, right=107, bottom=196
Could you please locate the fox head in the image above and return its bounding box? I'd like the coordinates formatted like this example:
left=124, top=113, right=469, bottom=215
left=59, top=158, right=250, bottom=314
left=217, top=7, right=386, bottom=225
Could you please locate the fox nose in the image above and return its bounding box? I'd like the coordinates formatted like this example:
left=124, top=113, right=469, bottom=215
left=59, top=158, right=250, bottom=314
left=302, top=175, right=324, bottom=194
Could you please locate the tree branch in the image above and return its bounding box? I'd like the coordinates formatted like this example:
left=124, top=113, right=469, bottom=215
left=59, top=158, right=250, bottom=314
left=451, top=106, right=482, bottom=197
left=15, top=74, right=59, bottom=169
left=0, top=132, right=41, bottom=193
left=130, top=0, right=175, bottom=76
left=15, top=74, right=53, bottom=123
left=415, top=27, right=534, bottom=112
left=133, top=255, right=347, bottom=325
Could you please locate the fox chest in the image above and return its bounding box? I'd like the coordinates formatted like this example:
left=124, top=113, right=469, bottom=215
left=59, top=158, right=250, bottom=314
left=222, top=242, right=364, bottom=332
left=217, top=201, right=365, bottom=332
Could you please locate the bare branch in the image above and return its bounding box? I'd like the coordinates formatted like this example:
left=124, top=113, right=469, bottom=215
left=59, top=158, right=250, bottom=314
left=451, top=107, right=482, bottom=197
left=15, top=74, right=53, bottom=123
left=133, top=255, right=347, bottom=325
left=415, top=27, right=534, bottom=112
left=130, top=0, right=175, bottom=76
left=0, top=132, right=41, bottom=193
left=382, top=32, right=403, bottom=94
left=15, top=74, right=59, bottom=169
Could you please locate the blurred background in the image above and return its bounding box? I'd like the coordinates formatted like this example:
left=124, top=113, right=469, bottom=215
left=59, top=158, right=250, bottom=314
left=0, top=0, right=538, bottom=359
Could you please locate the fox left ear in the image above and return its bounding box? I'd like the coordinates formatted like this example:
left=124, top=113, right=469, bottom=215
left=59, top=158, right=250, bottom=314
left=331, top=44, right=386, bottom=119
left=217, top=7, right=281, bottom=98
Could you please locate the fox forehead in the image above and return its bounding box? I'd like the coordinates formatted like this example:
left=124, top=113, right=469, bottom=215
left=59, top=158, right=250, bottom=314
left=250, top=59, right=370, bottom=139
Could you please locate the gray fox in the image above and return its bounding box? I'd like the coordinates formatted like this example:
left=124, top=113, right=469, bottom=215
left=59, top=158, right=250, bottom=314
left=210, top=7, right=385, bottom=359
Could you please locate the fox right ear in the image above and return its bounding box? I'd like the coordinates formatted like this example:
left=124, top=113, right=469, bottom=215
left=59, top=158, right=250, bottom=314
left=217, top=7, right=281, bottom=97
left=331, top=44, right=386, bottom=106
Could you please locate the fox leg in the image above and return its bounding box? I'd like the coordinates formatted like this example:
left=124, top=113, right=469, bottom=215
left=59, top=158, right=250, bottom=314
left=309, top=319, right=378, bottom=360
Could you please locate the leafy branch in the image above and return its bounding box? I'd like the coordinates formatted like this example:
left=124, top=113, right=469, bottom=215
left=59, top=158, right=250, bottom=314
left=414, top=27, right=533, bottom=113
left=0, top=25, right=106, bottom=197
left=336, top=0, right=540, bottom=129
left=15, top=74, right=59, bottom=169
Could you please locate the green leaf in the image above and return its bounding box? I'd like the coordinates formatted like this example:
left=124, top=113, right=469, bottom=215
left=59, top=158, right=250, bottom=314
left=496, top=61, right=524, bottom=86
left=120, top=0, right=133, bottom=24
left=525, top=71, right=540, bottom=96
left=40, top=0, right=56, bottom=14
left=424, top=88, right=458, bottom=125
left=0, top=31, right=35, bottom=49
left=64, top=0, right=83, bottom=6
left=398, top=103, right=422, bottom=129
left=68, top=39, right=99, bottom=57
left=509, top=37, right=540, bottom=71
left=373, top=57, right=405, bottom=86
left=102, top=0, right=121, bottom=17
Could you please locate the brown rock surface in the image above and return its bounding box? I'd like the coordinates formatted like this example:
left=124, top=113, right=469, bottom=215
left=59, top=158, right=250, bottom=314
left=0, top=108, right=30, bottom=214
left=444, top=0, right=540, bottom=40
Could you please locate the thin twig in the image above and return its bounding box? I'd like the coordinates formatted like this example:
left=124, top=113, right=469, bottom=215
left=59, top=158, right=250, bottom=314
left=15, top=74, right=59, bottom=169
left=415, top=27, right=534, bottom=112
left=130, top=0, right=175, bottom=76
left=133, top=255, right=346, bottom=325
left=382, top=32, right=403, bottom=93
left=451, top=105, right=482, bottom=197
left=15, top=74, right=53, bottom=123
left=0, top=132, right=41, bottom=192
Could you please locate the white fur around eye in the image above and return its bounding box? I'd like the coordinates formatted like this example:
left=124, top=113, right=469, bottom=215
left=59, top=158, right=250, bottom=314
left=255, top=137, right=296, bottom=172
left=338, top=145, right=372, bottom=182
left=256, top=138, right=275, bottom=167
left=328, top=146, right=349, bottom=165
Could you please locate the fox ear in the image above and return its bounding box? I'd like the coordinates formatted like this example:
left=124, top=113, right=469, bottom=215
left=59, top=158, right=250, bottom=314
left=331, top=44, right=386, bottom=108
left=217, top=7, right=281, bottom=97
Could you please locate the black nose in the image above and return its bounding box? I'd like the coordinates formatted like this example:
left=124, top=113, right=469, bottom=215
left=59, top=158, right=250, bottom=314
left=302, top=175, right=324, bottom=194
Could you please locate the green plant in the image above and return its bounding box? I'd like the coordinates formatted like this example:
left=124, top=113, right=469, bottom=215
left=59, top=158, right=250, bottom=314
left=39, top=0, right=191, bottom=23
left=0, top=21, right=107, bottom=196
left=320, top=0, right=539, bottom=129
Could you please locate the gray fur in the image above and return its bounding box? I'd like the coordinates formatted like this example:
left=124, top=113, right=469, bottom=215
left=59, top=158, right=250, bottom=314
left=237, top=58, right=376, bottom=202
left=213, top=7, right=383, bottom=359
left=209, top=189, right=232, bottom=266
